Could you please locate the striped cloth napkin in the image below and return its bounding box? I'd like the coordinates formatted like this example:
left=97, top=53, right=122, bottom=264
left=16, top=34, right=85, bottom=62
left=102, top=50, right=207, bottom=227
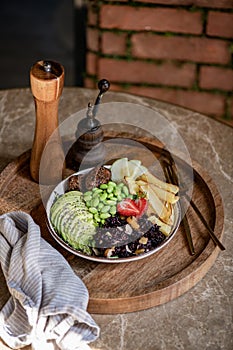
left=0, top=211, right=100, bottom=350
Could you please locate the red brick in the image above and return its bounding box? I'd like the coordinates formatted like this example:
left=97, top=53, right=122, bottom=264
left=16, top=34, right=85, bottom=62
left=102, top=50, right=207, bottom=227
left=101, top=32, right=127, bottom=55
left=115, top=85, right=225, bottom=117
left=134, top=0, right=233, bottom=8
left=132, top=33, right=231, bottom=64
left=207, top=12, right=233, bottom=38
left=87, top=5, right=98, bottom=26
left=98, top=58, right=196, bottom=87
left=193, top=0, right=233, bottom=8
left=86, top=52, right=97, bottom=76
left=100, top=5, right=202, bottom=34
left=199, top=66, right=233, bottom=91
left=87, top=28, right=99, bottom=52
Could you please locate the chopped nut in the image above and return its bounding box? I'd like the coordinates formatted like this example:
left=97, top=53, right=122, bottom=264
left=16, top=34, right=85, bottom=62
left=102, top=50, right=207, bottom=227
left=135, top=248, right=145, bottom=255
left=125, top=224, right=133, bottom=235
left=126, top=216, right=140, bottom=230
left=139, top=236, right=148, bottom=245
left=104, top=247, right=115, bottom=258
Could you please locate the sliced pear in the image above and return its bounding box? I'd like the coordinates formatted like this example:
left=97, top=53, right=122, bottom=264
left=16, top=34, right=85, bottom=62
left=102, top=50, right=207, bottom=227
left=128, top=159, right=147, bottom=180
left=111, top=157, right=130, bottom=182
left=128, top=159, right=141, bottom=175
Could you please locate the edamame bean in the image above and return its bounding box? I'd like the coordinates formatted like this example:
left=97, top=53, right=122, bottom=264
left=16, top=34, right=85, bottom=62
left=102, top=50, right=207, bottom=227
left=101, top=205, right=110, bottom=213
left=94, top=213, right=101, bottom=222
left=100, top=183, right=108, bottom=189
left=85, top=200, right=91, bottom=208
left=100, top=192, right=107, bottom=201
left=91, top=197, right=99, bottom=207
left=92, top=191, right=100, bottom=198
left=100, top=213, right=111, bottom=219
left=84, top=191, right=92, bottom=196
left=98, top=202, right=104, bottom=210
left=114, top=187, right=121, bottom=196
left=92, top=188, right=102, bottom=193
left=122, top=185, right=129, bottom=196
left=83, top=194, right=92, bottom=202
left=106, top=200, right=117, bottom=205
left=108, top=181, right=116, bottom=187
left=89, top=207, right=98, bottom=214
left=110, top=206, right=116, bottom=215
left=107, top=186, right=114, bottom=194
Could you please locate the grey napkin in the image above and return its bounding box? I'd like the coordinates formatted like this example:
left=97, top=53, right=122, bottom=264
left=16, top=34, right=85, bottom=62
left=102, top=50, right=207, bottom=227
left=0, top=211, right=100, bottom=350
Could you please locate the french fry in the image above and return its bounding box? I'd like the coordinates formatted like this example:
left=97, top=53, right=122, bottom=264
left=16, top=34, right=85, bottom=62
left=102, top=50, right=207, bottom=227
left=139, top=171, right=179, bottom=194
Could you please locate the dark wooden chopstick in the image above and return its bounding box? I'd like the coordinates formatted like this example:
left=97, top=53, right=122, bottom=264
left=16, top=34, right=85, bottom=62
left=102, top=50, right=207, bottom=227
left=182, top=192, right=225, bottom=251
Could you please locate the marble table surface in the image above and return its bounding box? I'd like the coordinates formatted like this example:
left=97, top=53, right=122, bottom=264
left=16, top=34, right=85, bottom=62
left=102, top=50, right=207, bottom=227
left=0, top=87, right=232, bottom=350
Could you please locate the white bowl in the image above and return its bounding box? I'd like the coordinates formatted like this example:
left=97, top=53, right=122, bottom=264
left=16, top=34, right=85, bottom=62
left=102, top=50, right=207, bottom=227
left=46, top=167, right=181, bottom=263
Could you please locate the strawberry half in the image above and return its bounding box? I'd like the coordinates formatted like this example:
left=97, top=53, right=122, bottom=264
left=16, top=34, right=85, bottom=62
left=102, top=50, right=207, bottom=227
left=117, top=198, right=140, bottom=217
left=135, top=197, right=148, bottom=218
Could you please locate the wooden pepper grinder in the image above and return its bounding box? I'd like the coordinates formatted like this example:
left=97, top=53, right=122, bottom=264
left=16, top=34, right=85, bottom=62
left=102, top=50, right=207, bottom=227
left=30, top=60, right=65, bottom=184
left=66, top=79, right=110, bottom=171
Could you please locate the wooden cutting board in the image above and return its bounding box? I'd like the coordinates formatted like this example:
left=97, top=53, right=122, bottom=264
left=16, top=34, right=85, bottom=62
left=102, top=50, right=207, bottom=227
left=0, top=137, right=224, bottom=314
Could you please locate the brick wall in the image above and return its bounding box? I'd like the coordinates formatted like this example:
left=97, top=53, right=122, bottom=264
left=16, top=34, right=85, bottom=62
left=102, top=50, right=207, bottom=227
left=85, top=0, right=233, bottom=125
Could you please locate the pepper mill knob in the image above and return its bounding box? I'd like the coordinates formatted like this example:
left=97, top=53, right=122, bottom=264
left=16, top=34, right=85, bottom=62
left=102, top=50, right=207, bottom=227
left=93, top=79, right=110, bottom=117
left=30, top=60, right=65, bottom=184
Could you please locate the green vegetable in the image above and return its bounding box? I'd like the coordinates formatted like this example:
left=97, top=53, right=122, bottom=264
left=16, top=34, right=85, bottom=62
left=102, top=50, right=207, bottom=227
left=82, top=180, right=130, bottom=225
left=50, top=191, right=96, bottom=255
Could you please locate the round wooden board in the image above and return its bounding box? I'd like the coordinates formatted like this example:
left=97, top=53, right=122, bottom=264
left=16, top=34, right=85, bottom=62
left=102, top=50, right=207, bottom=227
left=0, top=140, right=224, bottom=314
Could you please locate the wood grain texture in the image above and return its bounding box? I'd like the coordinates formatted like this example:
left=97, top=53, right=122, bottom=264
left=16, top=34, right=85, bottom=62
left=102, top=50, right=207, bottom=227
left=30, top=60, right=65, bottom=184
left=0, top=137, right=224, bottom=314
